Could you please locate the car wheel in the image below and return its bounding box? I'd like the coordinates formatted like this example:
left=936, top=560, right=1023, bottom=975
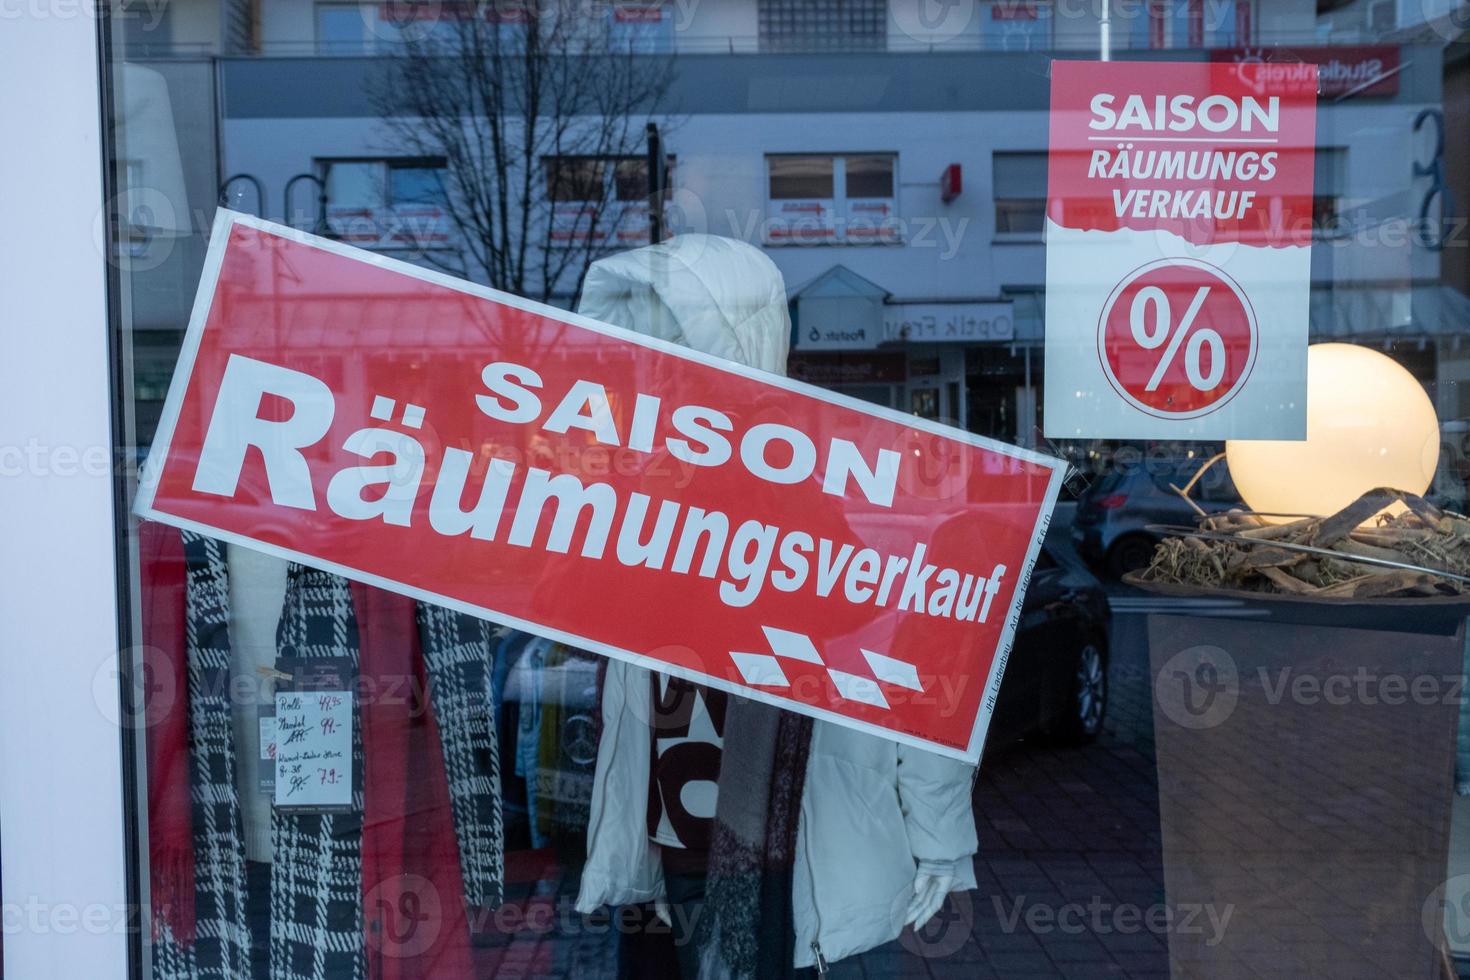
left=1105, top=534, right=1156, bottom=577
left=1049, top=641, right=1107, bottom=746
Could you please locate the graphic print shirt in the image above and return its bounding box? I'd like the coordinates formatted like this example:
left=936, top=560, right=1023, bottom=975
left=647, top=673, right=728, bottom=851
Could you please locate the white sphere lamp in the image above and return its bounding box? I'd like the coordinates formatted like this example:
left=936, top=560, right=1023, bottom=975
left=1225, top=343, right=1440, bottom=520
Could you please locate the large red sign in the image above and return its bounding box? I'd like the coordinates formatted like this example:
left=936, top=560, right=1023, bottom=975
left=136, top=213, right=1063, bottom=761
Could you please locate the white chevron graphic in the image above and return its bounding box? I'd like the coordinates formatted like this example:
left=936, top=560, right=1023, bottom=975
left=728, top=627, right=923, bottom=711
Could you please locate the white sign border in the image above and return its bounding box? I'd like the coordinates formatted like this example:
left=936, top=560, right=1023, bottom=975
left=134, top=209, right=1067, bottom=765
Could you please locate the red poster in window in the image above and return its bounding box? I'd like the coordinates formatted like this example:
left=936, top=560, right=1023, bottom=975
left=1043, top=60, right=1317, bottom=441
left=135, top=212, right=1064, bottom=762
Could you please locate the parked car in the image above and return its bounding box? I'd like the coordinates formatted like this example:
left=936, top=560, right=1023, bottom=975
left=1073, top=456, right=1242, bottom=577
left=988, top=534, right=1112, bottom=749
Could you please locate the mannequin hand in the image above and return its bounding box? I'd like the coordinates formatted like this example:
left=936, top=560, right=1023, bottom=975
left=653, top=898, right=672, bottom=928
left=904, top=872, right=955, bottom=931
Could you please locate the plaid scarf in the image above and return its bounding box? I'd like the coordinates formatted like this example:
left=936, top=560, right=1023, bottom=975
left=694, top=701, right=814, bottom=980
left=268, top=561, right=368, bottom=980
left=154, top=533, right=503, bottom=980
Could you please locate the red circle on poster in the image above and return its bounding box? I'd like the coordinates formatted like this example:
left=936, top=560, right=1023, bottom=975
left=1097, top=259, right=1258, bottom=419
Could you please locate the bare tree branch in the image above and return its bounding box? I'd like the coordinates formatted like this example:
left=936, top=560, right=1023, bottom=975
left=370, top=1, right=675, bottom=304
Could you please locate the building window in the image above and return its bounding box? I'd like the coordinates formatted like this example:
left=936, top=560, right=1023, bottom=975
left=766, top=154, right=899, bottom=245
left=316, top=1, right=674, bottom=55
left=983, top=1, right=1053, bottom=51
left=322, top=157, right=452, bottom=249
left=608, top=2, right=675, bottom=52
left=546, top=155, right=671, bottom=246
left=992, top=151, right=1047, bottom=237
left=315, top=2, right=523, bottom=55
left=1127, top=0, right=1253, bottom=50
left=117, top=0, right=174, bottom=54
left=316, top=2, right=370, bottom=53
left=1312, top=148, right=1346, bottom=238
left=758, top=0, right=886, bottom=51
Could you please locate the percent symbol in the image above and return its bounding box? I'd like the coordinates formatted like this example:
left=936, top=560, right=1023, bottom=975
left=1098, top=258, right=1258, bottom=419
left=1130, top=285, right=1225, bottom=393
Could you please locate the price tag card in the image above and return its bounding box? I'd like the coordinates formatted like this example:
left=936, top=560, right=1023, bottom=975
left=273, top=661, right=354, bottom=811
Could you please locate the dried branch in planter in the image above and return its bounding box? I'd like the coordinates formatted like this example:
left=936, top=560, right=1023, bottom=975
left=1135, top=488, right=1470, bottom=599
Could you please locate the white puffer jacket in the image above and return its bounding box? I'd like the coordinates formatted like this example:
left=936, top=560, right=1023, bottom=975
left=572, top=234, right=980, bottom=970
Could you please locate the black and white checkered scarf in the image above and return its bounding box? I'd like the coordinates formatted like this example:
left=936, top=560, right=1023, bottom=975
left=154, top=533, right=503, bottom=980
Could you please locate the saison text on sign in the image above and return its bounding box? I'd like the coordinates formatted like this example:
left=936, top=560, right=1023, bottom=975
left=136, top=212, right=1064, bottom=763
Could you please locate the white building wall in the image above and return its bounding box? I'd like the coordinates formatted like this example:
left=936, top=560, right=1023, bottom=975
left=222, top=90, right=1432, bottom=304
left=258, top=0, right=318, bottom=51
left=675, top=0, right=760, bottom=52
left=1251, top=0, right=1318, bottom=42
left=167, top=0, right=224, bottom=49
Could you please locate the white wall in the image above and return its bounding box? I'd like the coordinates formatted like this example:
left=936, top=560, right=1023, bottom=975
left=0, top=8, right=130, bottom=980
left=1253, top=0, right=1318, bottom=42
left=675, top=0, right=759, bottom=52
left=167, top=0, right=224, bottom=49
left=258, top=0, right=318, bottom=51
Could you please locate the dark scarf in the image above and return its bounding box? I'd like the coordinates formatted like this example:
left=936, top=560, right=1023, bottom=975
left=152, top=532, right=503, bottom=980
left=695, top=700, right=814, bottom=980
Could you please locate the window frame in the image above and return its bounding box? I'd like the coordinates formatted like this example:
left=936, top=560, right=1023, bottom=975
left=981, top=0, right=1056, bottom=52
left=318, top=155, right=454, bottom=250
left=764, top=152, right=902, bottom=246
left=0, top=8, right=133, bottom=980
left=1127, top=0, right=1256, bottom=51
left=991, top=150, right=1048, bottom=242
left=314, top=1, right=371, bottom=54
left=543, top=153, right=671, bottom=247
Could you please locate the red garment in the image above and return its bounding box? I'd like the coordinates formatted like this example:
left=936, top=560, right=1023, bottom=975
left=139, top=521, right=196, bottom=943
left=353, top=582, right=476, bottom=979
left=141, top=524, right=478, bottom=977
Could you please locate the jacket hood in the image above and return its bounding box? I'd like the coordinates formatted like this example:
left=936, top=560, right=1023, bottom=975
left=577, top=233, right=790, bottom=375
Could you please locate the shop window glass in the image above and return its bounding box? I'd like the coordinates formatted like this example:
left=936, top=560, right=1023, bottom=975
left=90, top=3, right=1470, bottom=979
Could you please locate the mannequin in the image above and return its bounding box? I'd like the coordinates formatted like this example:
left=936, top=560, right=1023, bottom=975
left=224, top=544, right=287, bottom=980
left=575, top=234, right=980, bottom=976
left=225, top=543, right=288, bottom=865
